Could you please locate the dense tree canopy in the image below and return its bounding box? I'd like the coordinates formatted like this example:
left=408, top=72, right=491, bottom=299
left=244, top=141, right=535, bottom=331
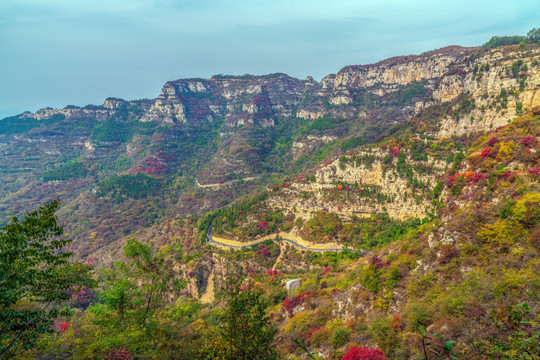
left=0, top=200, right=95, bottom=358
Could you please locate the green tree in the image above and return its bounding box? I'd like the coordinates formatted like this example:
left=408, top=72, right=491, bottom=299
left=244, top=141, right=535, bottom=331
left=202, top=276, right=280, bottom=360
left=527, top=27, right=540, bottom=43
left=432, top=181, right=443, bottom=199
left=0, top=200, right=95, bottom=358
left=76, top=239, right=186, bottom=358
left=482, top=35, right=525, bottom=48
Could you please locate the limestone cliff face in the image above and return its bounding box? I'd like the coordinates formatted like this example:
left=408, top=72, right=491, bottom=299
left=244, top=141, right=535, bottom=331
left=434, top=47, right=540, bottom=136
left=140, top=74, right=315, bottom=127
left=21, top=106, right=111, bottom=122
left=141, top=81, right=193, bottom=123
left=293, top=45, right=540, bottom=139
left=268, top=148, right=443, bottom=221
left=294, top=46, right=471, bottom=121
left=103, top=97, right=127, bottom=110
left=19, top=98, right=151, bottom=123
left=334, top=46, right=468, bottom=90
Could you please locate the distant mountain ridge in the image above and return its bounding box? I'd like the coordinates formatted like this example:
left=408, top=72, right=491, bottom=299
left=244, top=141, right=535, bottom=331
left=1, top=42, right=539, bottom=261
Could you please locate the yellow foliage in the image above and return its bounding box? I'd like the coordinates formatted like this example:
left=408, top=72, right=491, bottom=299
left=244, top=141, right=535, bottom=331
left=283, top=310, right=313, bottom=334
left=512, top=192, right=540, bottom=222
left=374, top=296, right=388, bottom=311
left=496, top=141, right=514, bottom=160
left=492, top=267, right=536, bottom=297
left=326, top=318, right=343, bottom=331
left=477, top=220, right=520, bottom=252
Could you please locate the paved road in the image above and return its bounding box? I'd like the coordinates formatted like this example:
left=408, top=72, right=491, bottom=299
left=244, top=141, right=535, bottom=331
left=206, top=225, right=343, bottom=252
left=195, top=175, right=260, bottom=189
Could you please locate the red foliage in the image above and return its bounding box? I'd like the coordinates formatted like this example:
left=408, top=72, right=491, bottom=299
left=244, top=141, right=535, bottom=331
left=528, top=167, right=540, bottom=176
left=480, top=147, right=492, bottom=158
left=342, top=347, right=388, bottom=360
left=257, top=221, right=269, bottom=230
left=392, top=314, right=402, bottom=330
left=103, top=347, right=133, bottom=360
left=51, top=318, right=71, bottom=333
left=321, top=266, right=332, bottom=275
left=307, top=326, right=323, bottom=339
left=133, top=154, right=168, bottom=175
left=520, top=135, right=538, bottom=147
left=283, top=292, right=310, bottom=316
left=392, top=148, right=400, bottom=157
left=282, top=298, right=293, bottom=313
left=58, top=322, right=70, bottom=332
left=472, top=173, right=488, bottom=183
left=257, top=244, right=270, bottom=257
left=487, top=136, right=499, bottom=146
left=446, top=173, right=462, bottom=188
left=266, top=269, right=278, bottom=276
left=369, top=255, right=381, bottom=266
left=500, top=170, right=516, bottom=180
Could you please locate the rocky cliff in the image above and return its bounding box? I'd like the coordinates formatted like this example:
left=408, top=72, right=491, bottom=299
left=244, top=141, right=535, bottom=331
left=267, top=147, right=443, bottom=221
left=140, top=74, right=315, bottom=127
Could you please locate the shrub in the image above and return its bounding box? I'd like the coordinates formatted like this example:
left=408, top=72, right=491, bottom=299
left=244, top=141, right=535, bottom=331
left=439, top=244, right=460, bottom=264
left=488, top=136, right=499, bottom=146
left=370, top=316, right=400, bottom=356
left=477, top=220, right=515, bottom=252
left=309, top=326, right=331, bottom=347
left=404, top=302, right=432, bottom=332
left=520, top=135, right=537, bottom=147
left=496, top=141, right=514, bottom=161
left=342, top=347, right=388, bottom=360
left=331, top=326, right=351, bottom=348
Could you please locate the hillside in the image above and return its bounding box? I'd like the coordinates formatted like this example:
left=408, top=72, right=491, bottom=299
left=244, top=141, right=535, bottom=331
left=2, top=36, right=540, bottom=359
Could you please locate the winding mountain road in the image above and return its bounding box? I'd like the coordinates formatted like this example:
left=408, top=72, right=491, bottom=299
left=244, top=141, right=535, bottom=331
left=206, top=225, right=343, bottom=252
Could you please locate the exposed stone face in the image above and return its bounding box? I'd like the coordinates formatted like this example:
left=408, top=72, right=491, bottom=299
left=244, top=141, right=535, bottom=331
left=268, top=148, right=443, bottom=221
left=103, top=97, right=127, bottom=110
left=140, top=82, right=189, bottom=123
left=138, top=74, right=315, bottom=127
left=21, top=106, right=112, bottom=122
left=434, top=47, right=540, bottom=136
left=333, top=47, right=469, bottom=90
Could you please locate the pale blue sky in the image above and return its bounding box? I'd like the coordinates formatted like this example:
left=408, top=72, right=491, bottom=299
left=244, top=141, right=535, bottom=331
left=1, top=0, right=538, bottom=118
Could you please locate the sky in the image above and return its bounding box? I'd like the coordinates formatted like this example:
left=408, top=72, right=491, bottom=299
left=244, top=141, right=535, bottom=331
left=0, top=0, right=539, bottom=119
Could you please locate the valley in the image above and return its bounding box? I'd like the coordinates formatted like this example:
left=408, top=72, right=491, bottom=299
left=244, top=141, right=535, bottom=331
left=1, top=36, right=540, bottom=359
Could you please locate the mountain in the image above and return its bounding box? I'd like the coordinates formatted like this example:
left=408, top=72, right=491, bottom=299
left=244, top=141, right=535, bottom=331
left=1, top=44, right=538, bottom=257
left=1, top=39, right=540, bottom=359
